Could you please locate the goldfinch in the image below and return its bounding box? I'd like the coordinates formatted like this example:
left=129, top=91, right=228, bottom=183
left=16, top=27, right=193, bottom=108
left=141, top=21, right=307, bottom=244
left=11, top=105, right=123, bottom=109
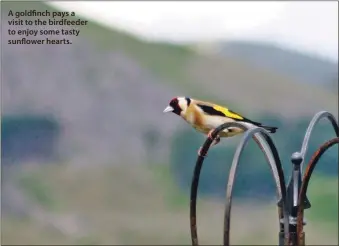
left=163, top=97, right=278, bottom=156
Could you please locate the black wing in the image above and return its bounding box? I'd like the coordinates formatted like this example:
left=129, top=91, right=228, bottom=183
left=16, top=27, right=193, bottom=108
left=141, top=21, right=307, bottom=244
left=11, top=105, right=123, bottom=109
left=197, top=104, right=262, bottom=126
left=197, top=104, right=225, bottom=117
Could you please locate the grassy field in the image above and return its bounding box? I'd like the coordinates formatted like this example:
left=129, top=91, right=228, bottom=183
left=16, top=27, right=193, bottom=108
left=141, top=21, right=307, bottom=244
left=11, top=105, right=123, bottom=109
left=2, top=163, right=338, bottom=245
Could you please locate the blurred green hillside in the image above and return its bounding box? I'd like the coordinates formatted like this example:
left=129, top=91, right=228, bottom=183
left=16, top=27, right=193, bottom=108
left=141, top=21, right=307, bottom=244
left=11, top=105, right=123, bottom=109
left=217, top=41, right=338, bottom=88
left=2, top=1, right=338, bottom=245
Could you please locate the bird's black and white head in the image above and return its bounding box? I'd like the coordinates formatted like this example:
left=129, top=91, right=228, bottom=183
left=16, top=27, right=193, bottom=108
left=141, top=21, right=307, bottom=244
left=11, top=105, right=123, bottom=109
left=163, top=97, right=191, bottom=116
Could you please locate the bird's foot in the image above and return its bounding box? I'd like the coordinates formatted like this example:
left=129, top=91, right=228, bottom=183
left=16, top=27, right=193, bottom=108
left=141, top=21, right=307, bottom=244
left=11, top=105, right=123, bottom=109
left=198, top=132, right=220, bottom=157
left=207, top=129, right=216, bottom=140
left=197, top=147, right=207, bottom=157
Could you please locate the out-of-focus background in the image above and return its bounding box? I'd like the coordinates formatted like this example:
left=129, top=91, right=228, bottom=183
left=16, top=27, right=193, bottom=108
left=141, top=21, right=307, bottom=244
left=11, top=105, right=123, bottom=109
left=1, top=1, right=338, bottom=245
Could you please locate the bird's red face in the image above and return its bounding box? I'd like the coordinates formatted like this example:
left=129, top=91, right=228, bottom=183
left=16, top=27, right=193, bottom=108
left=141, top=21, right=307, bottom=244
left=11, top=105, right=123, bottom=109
left=163, top=97, right=191, bottom=116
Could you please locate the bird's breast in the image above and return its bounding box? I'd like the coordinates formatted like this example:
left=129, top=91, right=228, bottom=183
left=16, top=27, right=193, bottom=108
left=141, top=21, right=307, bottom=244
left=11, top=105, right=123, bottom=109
left=182, top=110, right=210, bottom=134
left=181, top=109, right=196, bottom=124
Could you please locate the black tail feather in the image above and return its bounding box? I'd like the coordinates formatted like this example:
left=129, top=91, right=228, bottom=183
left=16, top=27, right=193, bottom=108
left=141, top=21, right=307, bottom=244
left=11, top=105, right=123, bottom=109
left=243, top=118, right=278, bottom=133
left=261, top=125, right=278, bottom=133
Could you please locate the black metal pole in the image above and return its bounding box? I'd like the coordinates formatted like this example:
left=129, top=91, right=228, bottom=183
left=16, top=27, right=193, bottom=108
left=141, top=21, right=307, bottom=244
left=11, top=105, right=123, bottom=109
left=278, top=153, right=311, bottom=246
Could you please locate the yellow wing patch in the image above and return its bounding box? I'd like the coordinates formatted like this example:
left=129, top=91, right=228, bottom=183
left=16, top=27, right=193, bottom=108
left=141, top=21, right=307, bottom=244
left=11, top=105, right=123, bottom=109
left=213, top=105, right=244, bottom=120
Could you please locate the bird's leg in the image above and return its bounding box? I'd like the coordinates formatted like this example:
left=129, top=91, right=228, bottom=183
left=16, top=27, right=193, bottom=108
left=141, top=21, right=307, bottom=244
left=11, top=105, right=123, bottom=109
left=208, top=129, right=221, bottom=147
left=207, top=129, right=221, bottom=147
left=198, top=135, right=221, bottom=157
left=207, top=129, right=215, bottom=140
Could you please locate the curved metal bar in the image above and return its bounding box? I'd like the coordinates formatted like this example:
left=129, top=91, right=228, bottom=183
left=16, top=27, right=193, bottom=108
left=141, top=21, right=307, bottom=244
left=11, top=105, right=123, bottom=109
left=189, top=122, right=286, bottom=245
left=190, top=154, right=210, bottom=246
left=223, top=127, right=289, bottom=246
left=298, top=111, right=339, bottom=171
left=251, top=135, right=285, bottom=244
left=296, top=137, right=339, bottom=244
left=190, top=122, right=245, bottom=246
left=252, top=134, right=283, bottom=200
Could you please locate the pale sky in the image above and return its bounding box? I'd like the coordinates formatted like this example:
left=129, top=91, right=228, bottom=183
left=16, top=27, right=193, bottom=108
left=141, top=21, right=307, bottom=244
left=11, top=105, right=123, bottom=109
left=49, top=1, right=338, bottom=62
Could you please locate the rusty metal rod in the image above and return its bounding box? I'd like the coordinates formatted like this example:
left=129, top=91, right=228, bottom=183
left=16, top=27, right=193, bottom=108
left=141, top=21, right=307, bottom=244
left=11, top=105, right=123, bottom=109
left=296, top=137, right=339, bottom=245
left=297, top=111, right=338, bottom=171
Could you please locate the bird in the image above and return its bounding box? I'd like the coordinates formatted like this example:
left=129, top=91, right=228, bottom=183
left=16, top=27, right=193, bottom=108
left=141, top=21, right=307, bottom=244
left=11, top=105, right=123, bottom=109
left=163, top=97, right=278, bottom=157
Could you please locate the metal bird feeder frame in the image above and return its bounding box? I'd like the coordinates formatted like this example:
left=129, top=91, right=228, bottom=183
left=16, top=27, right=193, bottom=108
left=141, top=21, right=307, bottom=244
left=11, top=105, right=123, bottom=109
left=189, top=110, right=339, bottom=246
